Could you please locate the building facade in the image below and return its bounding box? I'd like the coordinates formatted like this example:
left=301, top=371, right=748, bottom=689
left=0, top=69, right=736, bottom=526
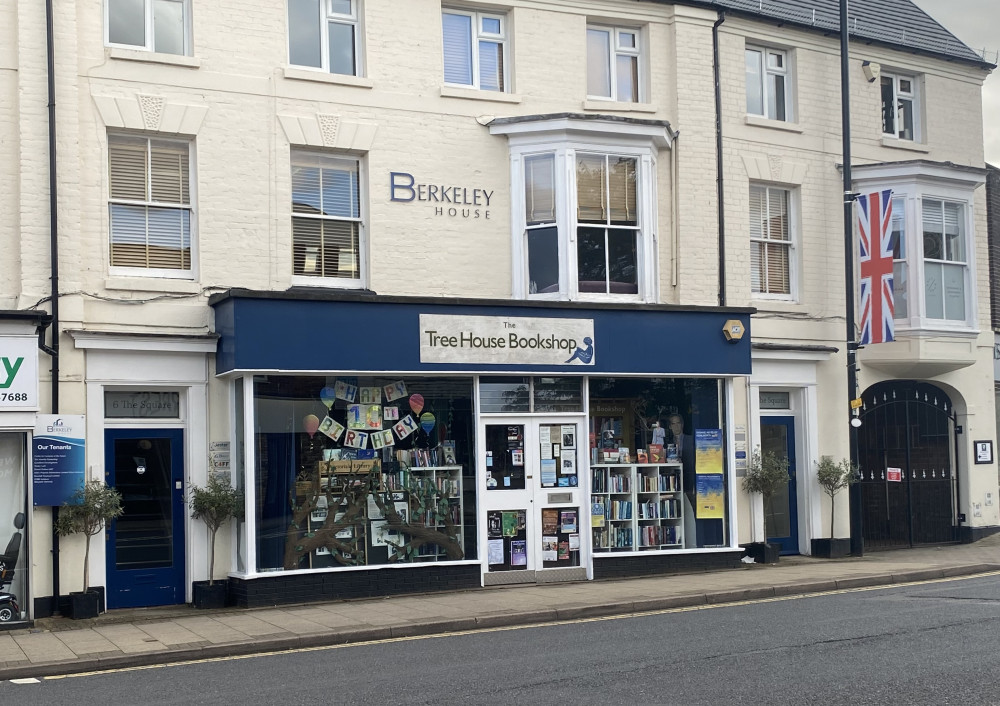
left=0, top=0, right=995, bottom=618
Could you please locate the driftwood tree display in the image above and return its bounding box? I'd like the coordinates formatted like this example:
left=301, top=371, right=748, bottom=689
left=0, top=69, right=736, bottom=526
left=283, top=460, right=463, bottom=570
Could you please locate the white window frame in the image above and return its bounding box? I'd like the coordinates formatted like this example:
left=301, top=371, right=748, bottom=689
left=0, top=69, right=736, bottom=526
left=881, top=72, right=919, bottom=141
left=107, top=133, right=196, bottom=280
left=289, top=149, right=368, bottom=289
left=745, top=45, right=791, bottom=121
left=586, top=24, right=643, bottom=103
left=749, top=183, right=797, bottom=301
left=441, top=8, right=508, bottom=92
left=105, top=0, right=191, bottom=55
left=853, top=164, right=982, bottom=335
left=491, top=118, right=670, bottom=303
left=287, top=0, right=364, bottom=76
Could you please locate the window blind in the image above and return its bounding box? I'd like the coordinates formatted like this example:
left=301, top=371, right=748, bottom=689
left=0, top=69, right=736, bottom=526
left=442, top=13, right=473, bottom=85
left=109, top=135, right=191, bottom=270
left=291, top=152, right=361, bottom=278
left=525, top=154, right=555, bottom=225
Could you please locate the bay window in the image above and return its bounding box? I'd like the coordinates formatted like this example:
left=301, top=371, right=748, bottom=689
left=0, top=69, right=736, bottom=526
left=491, top=116, right=668, bottom=301
left=854, top=162, right=983, bottom=332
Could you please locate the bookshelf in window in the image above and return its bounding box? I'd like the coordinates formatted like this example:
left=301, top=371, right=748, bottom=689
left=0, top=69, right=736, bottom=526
left=590, top=463, right=683, bottom=552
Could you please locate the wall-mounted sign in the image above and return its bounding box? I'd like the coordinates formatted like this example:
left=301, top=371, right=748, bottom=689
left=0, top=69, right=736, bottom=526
left=32, top=415, right=86, bottom=506
left=104, top=391, right=180, bottom=418
left=389, top=172, right=494, bottom=220
left=0, top=336, right=38, bottom=411
left=759, top=391, right=790, bottom=410
left=886, top=467, right=902, bottom=482
left=419, top=314, right=594, bottom=366
left=975, top=440, right=994, bottom=465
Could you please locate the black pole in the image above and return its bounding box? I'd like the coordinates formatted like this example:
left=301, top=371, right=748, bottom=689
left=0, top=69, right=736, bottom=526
left=45, top=0, right=62, bottom=609
left=713, top=11, right=726, bottom=307
left=840, top=0, right=864, bottom=556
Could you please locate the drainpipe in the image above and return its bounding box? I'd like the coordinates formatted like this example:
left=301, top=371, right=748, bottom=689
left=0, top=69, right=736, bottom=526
left=45, top=0, right=62, bottom=610
left=712, top=11, right=726, bottom=307
left=839, top=0, right=864, bottom=557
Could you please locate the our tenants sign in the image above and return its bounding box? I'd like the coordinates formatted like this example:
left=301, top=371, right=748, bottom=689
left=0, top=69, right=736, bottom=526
left=419, top=314, right=595, bottom=366
left=389, top=172, right=493, bottom=220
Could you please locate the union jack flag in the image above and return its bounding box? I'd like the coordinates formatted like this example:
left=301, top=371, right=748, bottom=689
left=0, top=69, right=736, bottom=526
left=858, top=189, right=894, bottom=344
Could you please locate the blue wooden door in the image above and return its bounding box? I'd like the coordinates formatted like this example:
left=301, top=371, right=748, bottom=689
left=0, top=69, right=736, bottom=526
left=105, top=429, right=186, bottom=608
left=761, top=417, right=798, bottom=554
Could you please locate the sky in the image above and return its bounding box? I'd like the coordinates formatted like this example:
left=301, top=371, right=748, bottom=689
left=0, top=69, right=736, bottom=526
left=910, top=0, right=1000, bottom=164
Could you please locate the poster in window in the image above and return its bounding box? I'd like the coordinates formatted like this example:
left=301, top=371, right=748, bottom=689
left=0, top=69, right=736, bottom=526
left=695, top=429, right=724, bottom=475
left=511, top=540, right=527, bottom=566
left=695, top=474, right=725, bottom=519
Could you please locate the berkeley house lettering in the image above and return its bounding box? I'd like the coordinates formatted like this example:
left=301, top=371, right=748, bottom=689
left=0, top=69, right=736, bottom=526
left=390, top=171, right=492, bottom=219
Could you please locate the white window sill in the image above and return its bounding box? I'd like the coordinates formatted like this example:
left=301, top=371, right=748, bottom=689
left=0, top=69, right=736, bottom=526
left=290, top=276, right=366, bottom=289
left=744, top=115, right=803, bottom=133
left=107, top=46, right=201, bottom=68
left=751, top=294, right=798, bottom=305
left=282, top=66, right=374, bottom=89
left=105, top=276, right=200, bottom=294
left=880, top=136, right=930, bottom=153
left=894, top=323, right=980, bottom=338
left=440, top=85, right=521, bottom=103
left=582, top=99, right=656, bottom=114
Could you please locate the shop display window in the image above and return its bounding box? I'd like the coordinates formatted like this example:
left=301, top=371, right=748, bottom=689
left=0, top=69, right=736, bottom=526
left=588, top=378, right=728, bottom=550
left=253, top=375, right=475, bottom=572
left=0, top=433, right=27, bottom=624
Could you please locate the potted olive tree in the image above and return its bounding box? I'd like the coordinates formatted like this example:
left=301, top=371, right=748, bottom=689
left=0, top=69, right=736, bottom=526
left=189, top=474, right=244, bottom=609
left=55, top=480, right=124, bottom=619
left=812, top=456, right=857, bottom=558
left=741, top=447, right=789, bottom=564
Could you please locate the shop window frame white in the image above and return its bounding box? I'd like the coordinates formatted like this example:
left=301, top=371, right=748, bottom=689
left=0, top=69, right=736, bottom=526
left=748, top=182, right=798, bottom=302
left=287, top=0, right=365, bottom=77
left=853, top=163, right=983, bottom=335
left=441, top=7, right=509, bottom=92
left=745, top=44, right=792, bottom=122
left=105, top=0, right=192, bottom=56
left=289, top=149, right=368, bottom=289
left=491, top=117, right=669, bottom=303
left=586, top=24, right=644, bottom=103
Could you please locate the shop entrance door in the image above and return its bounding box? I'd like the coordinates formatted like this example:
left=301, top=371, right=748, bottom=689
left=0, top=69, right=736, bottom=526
left=761, top=417, right=798, bottom=554
left=105, top=429, right=186, bottom=608
left=479, top=417, right=588, bottom=585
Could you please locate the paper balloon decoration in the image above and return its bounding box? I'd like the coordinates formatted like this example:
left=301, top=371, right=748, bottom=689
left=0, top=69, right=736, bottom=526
left=320, top=387, right=337, bottom=409
left=303, top=414, right=320, bottom=439
left=420, top=412, right=436, bottom=435
left=409, top=393, right=425, bottom=416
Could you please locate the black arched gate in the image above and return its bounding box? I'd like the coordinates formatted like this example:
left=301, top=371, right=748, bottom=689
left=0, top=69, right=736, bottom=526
left=857, top=381, right=959, bottom=551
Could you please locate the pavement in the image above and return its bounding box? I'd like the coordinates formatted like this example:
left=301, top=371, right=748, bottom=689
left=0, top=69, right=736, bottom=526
left=3, top=536, right=1000, bottom=681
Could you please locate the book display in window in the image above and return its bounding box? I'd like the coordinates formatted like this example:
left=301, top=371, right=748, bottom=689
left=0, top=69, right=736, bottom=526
left=283, top=379, right=465, bottom=569
left=590, top=463, right=683, bottom=552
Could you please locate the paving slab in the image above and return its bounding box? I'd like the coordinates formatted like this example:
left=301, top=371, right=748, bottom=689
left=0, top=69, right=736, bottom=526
left=3, top=537, right=1000, bottom=681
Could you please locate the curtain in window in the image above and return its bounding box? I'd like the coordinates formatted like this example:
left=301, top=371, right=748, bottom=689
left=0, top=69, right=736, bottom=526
left=586, top=29, right=611, bottom=97
left=442, top=13, right=473, bottom=85
left=525, top=154, right=555, bottom=225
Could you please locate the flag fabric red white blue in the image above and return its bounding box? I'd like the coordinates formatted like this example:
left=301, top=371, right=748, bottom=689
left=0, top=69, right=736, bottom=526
left=858, top=189, right=894, bottom=344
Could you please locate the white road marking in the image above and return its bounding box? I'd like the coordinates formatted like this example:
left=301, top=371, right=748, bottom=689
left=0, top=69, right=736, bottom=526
left=41, top=570, right=1000, bottom=681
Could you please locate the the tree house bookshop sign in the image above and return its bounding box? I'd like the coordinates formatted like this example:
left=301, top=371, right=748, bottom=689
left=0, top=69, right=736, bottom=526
left=419, top=315, right=595, bottom=366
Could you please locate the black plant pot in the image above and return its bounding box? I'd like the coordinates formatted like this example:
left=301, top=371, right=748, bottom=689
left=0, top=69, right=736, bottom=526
left=192, top=580, right=227, bottom=609
left=811, top=538, right=852, bottom=559
left=740, top=541, right=781, bottom=564
left=68, top=590, right=100, bottom=620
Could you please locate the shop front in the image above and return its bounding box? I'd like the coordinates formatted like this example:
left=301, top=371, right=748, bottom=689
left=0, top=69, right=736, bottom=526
left=212, top=290, right=751, bottom=606
left=0, top=312, right=49, bottom=626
